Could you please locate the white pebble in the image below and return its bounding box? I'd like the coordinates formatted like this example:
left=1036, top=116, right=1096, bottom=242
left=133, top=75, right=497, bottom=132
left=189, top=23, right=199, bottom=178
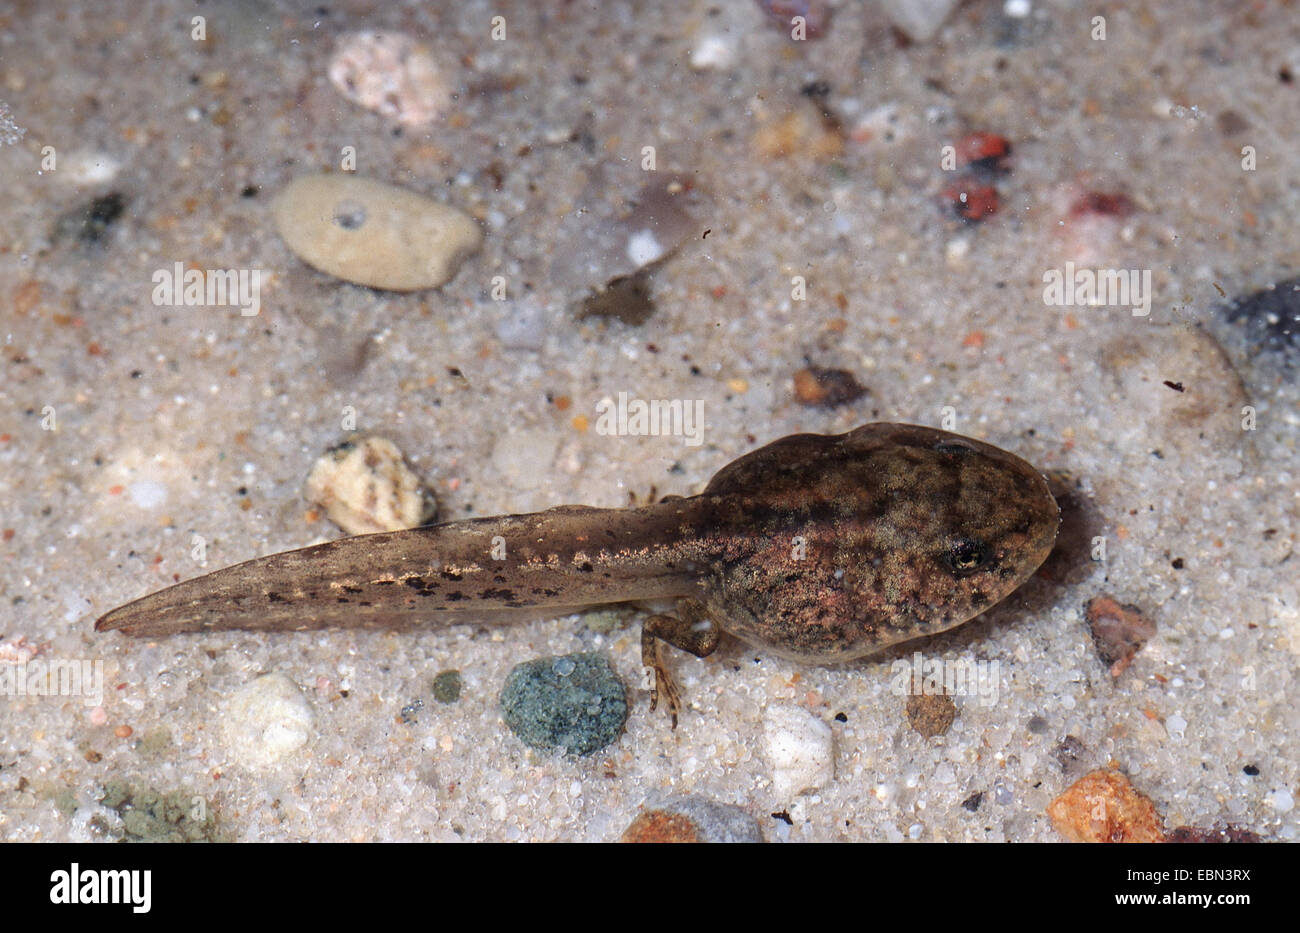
left=1003, top=0, right=1031, bottom=17
left=1267, top=787, right=1295, bottom=814
left=305, top=435, right=437, bottom=535
left=328, top=31, right=450, bottom=126
left=63, top=151, right=122, bottom=185
left=625, top=229, right=665, bottom=267
left=763, top=704, right=834, bottom=799
left=223, top=674, right=315, bottom=768
left=690, top=35, right=736, bottom=71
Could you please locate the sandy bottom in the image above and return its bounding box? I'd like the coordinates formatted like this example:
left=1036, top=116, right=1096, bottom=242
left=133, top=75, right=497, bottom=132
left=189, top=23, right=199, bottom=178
left=1, top=0, right=1297, bottom=842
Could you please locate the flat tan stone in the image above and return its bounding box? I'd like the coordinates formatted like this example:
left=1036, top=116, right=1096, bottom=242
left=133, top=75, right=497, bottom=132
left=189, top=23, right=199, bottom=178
left=272, top=173, right=481, bottom=291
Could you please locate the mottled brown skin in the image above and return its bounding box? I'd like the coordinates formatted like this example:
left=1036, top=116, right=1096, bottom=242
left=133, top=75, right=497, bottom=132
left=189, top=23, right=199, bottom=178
left=684, top=423, right=1060, bottom=662
left=96, top=424, right=1059, bottom=721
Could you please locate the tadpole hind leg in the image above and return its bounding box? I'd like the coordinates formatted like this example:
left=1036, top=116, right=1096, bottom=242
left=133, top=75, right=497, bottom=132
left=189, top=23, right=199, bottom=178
left=641, top=598, right=721, bottom=729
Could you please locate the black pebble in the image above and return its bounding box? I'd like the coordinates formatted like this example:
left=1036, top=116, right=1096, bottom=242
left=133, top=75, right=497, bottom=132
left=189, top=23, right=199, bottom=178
left=56, top=191, right=127, bottom=245
left=1222, top=277, right=1300, bottom=364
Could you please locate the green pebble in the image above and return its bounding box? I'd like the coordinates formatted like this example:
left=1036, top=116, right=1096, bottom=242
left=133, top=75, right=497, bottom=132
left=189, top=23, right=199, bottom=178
left=500, top=652, right=628, bottom=756
left=432, top=669, right=462, bottom=704
left=97, top=781, right=226, bottom=842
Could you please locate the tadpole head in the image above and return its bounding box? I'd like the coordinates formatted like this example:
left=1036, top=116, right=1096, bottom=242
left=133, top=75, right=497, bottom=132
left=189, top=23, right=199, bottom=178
left=694, top=423, right=1060, bottom=662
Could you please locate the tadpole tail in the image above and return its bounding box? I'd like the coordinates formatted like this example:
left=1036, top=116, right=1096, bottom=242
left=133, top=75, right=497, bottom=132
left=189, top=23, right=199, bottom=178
left=95, top=505, right=699, bottom=637
left=95, top=528, right=455, bottom=637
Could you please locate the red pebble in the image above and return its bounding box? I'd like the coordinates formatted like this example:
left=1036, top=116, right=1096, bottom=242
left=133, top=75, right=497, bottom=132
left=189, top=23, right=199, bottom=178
left=941, top=178, right=999, bottom=222
left=955, top=131, right=1012, bottom=171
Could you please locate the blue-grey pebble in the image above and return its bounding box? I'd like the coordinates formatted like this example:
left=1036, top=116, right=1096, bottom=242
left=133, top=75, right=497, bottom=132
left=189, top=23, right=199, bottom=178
left=500, top=652, right=627, bottom=756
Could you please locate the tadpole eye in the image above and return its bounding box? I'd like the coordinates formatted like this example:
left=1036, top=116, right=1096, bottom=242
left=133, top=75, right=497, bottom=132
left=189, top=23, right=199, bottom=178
left=946, top=538, right=988, bottom=576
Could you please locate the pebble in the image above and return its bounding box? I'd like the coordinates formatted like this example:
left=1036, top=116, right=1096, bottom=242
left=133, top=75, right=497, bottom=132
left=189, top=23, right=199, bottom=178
left=328, top=31, right=450, bottom=126
left=941, top=177, right=999, bottom=222
left=305, top=435, right=438, bottom=535
left=625, top=229, right=666, bottom=268
left=1084, top=595, right=1157, bottom=678
left=905, top=692, right=956, bottom=738
left=955, top=131, right=1013, bottom=175
left=1053, top=735, right=1089, bottom=775
left=621, top=795, right=763, bottom=843
left=99, top=780, right=223, bottom=842
left=1266, top=787, right=1295, bottom=814
left=881, top=0, right=960, bottom=43
left=62, top=150, right=122, bottom=185
left=432, top=669, right=462, bottom=704
left=272, top=173, right=481, bottom=291
left=499, top=653, right=628, bottom=756
left=55, top=191, right=126, bottom=245
left=1046, top=770, right=1166, bottom=842
left=222, top=674, right=315, bottom=768
left=945, top=236, right=971, bottom=266
left=1222, top=276, right=1300, bottom=363
left=762, top=704, right=834, bottom=799
left=689, top=35, right=737, bottom=71
left=792, top=366, right=868, bottom=407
